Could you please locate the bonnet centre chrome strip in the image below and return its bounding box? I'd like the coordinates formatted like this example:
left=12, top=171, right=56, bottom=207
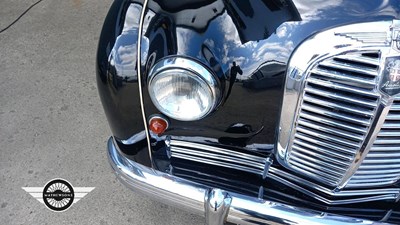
left=136, top=0, right=153, bottom=166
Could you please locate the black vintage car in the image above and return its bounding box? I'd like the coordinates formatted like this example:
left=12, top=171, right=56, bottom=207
left=97, top=0, right=400, bottom=224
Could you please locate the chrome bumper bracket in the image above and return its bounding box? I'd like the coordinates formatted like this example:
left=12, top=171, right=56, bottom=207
left=205, top=189, right=232, bottom=225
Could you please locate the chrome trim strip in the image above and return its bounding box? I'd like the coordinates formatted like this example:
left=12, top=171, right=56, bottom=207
left=169, top=140, right=268, bottom=176
left=107, top=137, right=393, bottom=225
left=170, top=140, right=267, bottom=163
left=136, top=0, right=152, bottom=165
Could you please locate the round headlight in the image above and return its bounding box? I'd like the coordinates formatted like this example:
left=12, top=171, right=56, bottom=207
left=148, top=57, right=220, bottom=121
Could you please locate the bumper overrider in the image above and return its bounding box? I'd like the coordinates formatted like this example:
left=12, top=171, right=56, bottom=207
left=107, top=137, right=393, bottom=225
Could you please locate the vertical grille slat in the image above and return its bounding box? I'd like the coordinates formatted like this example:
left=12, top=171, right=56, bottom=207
left=288, top=51, right=380, bottom=187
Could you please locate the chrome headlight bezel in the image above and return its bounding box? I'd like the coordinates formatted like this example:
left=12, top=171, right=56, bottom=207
left=147, top=56, right=220, bottom=121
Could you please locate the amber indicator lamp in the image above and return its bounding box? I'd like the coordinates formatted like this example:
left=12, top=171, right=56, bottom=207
left=149, top=116, right=169, bottom=135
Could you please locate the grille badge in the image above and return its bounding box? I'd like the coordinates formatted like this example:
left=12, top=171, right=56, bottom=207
left=381, top=57, right=400, bottom=96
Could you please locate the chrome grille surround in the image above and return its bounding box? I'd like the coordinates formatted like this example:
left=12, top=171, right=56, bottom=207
left=278, top=20, right=400, bottom=195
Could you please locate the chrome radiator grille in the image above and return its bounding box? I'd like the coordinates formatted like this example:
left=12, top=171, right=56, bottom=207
left=347, top=98, right=400, bottom=188
left=287, top=51, right=381, bottom=187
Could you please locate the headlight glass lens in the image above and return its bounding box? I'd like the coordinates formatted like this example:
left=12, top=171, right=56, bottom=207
left=149, top=68, right=216, bottom=121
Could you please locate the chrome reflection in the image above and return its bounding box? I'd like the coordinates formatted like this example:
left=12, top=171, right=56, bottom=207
left=107, top=3, right=143, bottom=89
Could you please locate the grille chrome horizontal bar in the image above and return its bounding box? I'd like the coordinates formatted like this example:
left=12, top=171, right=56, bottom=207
left=391, top=105, right=400, bottom=110
left=297, top=118, right=364, bottom=141
left=319, top=60, right=379, bottom=77
left=333, top=54, right=380, bottom=66
left=311, top=68, right=377, bottom=87
left=303, top=94, right=375, bottom=116
left=290, top=149, right=347, bottom=173
left=171, top=147, right=265, bottom=169
left=169, top=140, right=269, bottom=176
left=296, top=126, right=361, bottom=149
left=294, top=133, right=355, bottom=156
left=299, top=111, right=368, bottom=134
left=301, top=104, right=371, bottom=126
left=382, top=122, right=400, bottom=129
left=377, top=131, right=400, bottom=136
left=305, top=85, right=378, bottom=108
left=307, top=77, right=380, bottom=98
left=293, top=139, right=353, bottom=160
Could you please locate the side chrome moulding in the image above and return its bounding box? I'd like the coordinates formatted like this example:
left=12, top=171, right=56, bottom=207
left=107, top=137, right=393, bottom=225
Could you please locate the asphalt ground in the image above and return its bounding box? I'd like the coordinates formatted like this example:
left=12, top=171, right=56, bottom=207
left=0, top=0, right=204, bottom=224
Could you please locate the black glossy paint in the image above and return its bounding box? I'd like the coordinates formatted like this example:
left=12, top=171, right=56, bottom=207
left=97, top=0, right=152, bottom=164
left=139, top=0, right=400, bottom=150
left=140, top=0, right=301, bottom=150
left=97, top=0, right=144, bottom=140
left=97, top=0, right=400, bottom=212
left=97, top=0, right=400, bottom=157
left=98, top=0, right=400, bottom=147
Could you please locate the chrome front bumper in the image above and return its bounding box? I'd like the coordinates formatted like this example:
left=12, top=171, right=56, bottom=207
left=107, top=137, right=391, bottom=225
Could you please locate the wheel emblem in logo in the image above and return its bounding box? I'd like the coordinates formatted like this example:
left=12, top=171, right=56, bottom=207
left=42, top=179, right=74, bottom=211
left=22, top=178, right=94, bottom=212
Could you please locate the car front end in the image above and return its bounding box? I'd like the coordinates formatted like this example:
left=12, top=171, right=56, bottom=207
left=97, top=0, right=400, bottom=224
